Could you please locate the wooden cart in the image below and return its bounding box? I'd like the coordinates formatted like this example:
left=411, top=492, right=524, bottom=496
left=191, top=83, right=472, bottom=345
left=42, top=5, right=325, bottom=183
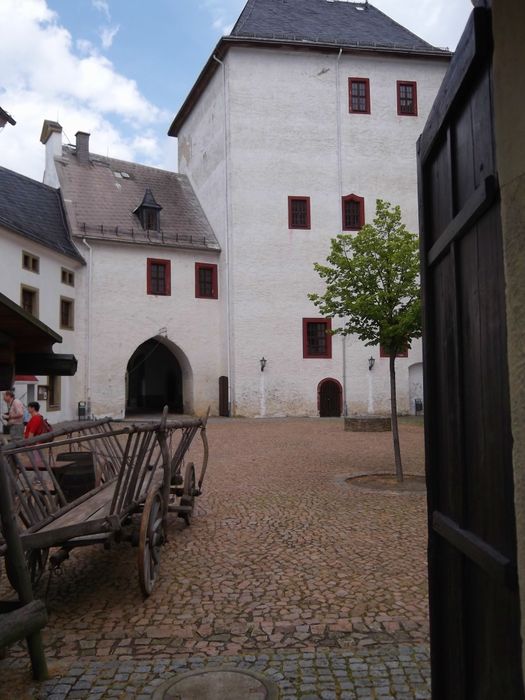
left=0, top=410, right=209, bottom=597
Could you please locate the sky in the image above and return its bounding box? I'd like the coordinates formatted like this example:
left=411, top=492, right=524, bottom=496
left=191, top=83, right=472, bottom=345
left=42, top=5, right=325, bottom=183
left=0, top=0, right=472, bottom=181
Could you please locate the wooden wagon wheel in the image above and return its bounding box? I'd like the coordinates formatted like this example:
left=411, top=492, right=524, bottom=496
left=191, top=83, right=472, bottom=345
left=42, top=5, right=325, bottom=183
left=180, top=462, right=196, bottom=526
left=5, top=548, right=49, bottom=589
left=138, top=489, right=165, bottom=597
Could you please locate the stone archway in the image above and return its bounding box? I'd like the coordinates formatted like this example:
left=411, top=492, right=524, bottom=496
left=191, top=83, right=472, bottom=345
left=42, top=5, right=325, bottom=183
left=126, top=336, right=193, bottom=415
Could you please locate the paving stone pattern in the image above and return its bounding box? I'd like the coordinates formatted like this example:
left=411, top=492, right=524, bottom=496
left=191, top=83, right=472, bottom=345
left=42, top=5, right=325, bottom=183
left=0, top=418, right=430, bottom=698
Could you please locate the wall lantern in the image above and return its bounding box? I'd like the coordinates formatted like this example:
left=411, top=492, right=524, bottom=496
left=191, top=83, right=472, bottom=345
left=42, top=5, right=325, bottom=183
left=260, top=357, right=267, bottom=372
left=368, top=356, right=375, bottom=371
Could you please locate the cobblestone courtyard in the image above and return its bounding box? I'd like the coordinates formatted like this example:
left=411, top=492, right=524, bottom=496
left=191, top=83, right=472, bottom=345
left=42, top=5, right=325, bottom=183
left=0, top=418, right=430, bottom=699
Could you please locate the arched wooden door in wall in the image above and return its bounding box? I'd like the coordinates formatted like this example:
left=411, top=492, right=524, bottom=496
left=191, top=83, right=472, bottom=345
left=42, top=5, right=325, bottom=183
left=418, top=6, right=523, bottom=698
left=318, top=379, right=342, bottom=417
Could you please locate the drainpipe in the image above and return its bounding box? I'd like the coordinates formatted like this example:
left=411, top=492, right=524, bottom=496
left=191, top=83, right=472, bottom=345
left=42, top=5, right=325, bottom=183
left=81, top=238, right=93, bottom=418
left=213, top=54, right=235, bottom=416
left=335, top=48, right=348, bottom=416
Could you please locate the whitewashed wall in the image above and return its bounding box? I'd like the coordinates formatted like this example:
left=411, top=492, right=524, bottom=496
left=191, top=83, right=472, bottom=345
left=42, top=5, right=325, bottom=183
left=179, top=46, right=447, bottom=416
left=81, top=240, right=221, bottom=418
left=0, top=225, right=83, bottom=422
left=177, top=67, right=230, bottom=380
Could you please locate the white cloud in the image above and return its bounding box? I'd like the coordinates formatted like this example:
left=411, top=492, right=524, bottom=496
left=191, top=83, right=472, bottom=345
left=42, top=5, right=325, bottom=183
left=370, top=0, right=472, bottom=50
left=0, top=0, right=169, bottom=180
left=99, top=24, right=120, bottom=49
left=92, top=0, right=111, bottom=22
left=202, top=0, right=242, bottom=36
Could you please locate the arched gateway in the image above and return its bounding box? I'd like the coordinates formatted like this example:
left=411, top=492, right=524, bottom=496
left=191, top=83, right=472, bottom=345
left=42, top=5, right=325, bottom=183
left=126, top=337, right=192, bottom=415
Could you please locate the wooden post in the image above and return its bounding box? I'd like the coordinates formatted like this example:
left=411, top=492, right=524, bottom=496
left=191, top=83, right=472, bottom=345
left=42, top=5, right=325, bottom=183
left=0, top=452, right=48, bottom=680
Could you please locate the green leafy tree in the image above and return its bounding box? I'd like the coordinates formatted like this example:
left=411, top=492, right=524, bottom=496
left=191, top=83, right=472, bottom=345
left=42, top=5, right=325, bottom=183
left=309, top=199, right=421, bottom=481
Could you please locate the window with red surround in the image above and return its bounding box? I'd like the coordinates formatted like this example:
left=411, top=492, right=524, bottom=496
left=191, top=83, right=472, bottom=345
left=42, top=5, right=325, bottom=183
left=288, top=196, right=311, bottom=229
left=195, top=262, right=218, bottom=299
left=380, top=344, right=409, bottom=358
left=342, top=194, right=365, bottom=230
left=303, top=318, right=332, bottom=359
left=147, top=258, right=171, bottom=296
left=348, top=78, right=370, bottom=114
left=397, top=81, right=418, bottom=116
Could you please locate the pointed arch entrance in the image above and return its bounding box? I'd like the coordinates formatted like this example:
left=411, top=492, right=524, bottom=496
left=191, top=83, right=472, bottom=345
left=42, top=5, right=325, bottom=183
left=318, top=378, right=343, bottom=417
left=126, top=337, right=192, bottom=415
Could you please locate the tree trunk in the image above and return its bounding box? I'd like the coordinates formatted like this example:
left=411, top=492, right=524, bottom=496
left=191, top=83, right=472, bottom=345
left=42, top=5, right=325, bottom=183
left=389, top=354, right=404, bottom=482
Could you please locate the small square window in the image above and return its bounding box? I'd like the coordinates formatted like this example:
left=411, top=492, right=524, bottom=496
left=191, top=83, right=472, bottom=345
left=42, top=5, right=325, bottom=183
left=61, top=268, right=75, bottom=286
left=349, top=78, right=370, bottom=114
left=144, top=208, right=160, bottom=231
left=60, top=297, right=74, bottom=330
left=195, top=263, right=218, bottom=299
left=22, top=251, right=39, bottom=273
left=397, top=81, right=418, bottom=116
left=342, top=194, right=365, bottom=231
left=20, top=285, right=38, bottom=317
left=147, top=258, right=171, bottom=296
left=288, top=197, right=311, bottom=230
left=303, top=318, right=332, bottom=359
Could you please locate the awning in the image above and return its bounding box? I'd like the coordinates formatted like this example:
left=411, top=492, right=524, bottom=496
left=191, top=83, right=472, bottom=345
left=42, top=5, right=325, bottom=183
left=14, top=375, right=39, bottom=383
left=0, top=292, right=77, bottom=389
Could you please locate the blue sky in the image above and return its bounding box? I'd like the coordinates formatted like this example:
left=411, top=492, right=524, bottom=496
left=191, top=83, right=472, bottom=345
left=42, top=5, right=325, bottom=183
left=0, top=0, right=471, bottom=180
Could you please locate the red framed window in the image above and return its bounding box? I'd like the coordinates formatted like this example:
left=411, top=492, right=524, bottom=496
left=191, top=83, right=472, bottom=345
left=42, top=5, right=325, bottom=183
left=380, top=344, right=409, bottom=358
left=397, top=81, right=418, bottom=116
left=303, top=318, right=332, bottom=359
left=195, top=262, right=218, bottom=299
left=342, top=194, right=365, bottom=230
left=147, top=258, right=171, bottom=296
left=349, top=78, right=370, bottom=114
left=288, top=196, right=311, bottom=229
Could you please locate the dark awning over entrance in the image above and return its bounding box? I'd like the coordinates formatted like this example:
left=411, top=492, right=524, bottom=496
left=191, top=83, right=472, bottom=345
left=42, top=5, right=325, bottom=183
left=0, top=292, right=77, bottom=389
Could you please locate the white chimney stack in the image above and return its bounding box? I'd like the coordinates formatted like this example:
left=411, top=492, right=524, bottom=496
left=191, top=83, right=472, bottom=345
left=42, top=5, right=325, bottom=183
left=40, top=120, right=62, bottom=188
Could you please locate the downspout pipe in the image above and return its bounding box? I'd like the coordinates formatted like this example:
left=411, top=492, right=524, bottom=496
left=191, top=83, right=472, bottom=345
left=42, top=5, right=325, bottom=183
left=81, top=238, right=93, bottom=418
left=213, top=53, right=234, bottom=416
left=335, top=47, right=348, bottom=416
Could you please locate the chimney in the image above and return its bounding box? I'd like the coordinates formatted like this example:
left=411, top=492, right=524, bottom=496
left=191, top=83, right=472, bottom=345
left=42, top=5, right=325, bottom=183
left=75, top=131, right=90, bottom=165
left=40, top=119, right=62, bottom=188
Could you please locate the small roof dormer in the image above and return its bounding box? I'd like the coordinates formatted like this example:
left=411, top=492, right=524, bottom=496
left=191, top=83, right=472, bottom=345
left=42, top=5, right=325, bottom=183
left=133, top=188, right=162, bottom=231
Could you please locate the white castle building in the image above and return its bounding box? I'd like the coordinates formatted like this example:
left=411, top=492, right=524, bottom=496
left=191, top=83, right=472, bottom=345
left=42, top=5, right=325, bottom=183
left=1, top=0, right=450, bottom=420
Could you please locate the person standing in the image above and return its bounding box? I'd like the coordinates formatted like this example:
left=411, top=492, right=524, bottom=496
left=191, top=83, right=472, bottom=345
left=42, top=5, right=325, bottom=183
left=2, top=389, right=24, bottom=439
left=24, top=401, right=46, bottom=439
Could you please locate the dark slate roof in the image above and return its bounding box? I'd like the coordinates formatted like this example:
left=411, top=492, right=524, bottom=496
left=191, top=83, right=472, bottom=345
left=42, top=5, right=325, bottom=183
left=231, top=0, right=448, bottom=53
left=55, top=148, right=220, bottom=251
left=0, top=166, right=83, bottom=261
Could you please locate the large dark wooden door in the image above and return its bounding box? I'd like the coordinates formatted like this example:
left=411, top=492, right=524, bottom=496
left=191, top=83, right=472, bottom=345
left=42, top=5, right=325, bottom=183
left=418, top=5, right=523, bottom=698
left=319, top=379, right=342, bottom=417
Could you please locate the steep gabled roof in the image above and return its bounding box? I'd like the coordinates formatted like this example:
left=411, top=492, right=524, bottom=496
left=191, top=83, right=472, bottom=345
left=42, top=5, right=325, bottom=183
left=232, top=0, right=446, bottom=53
left=0, top=166, right=83, bottom=261
left=55, top=148, right=220, bottom=252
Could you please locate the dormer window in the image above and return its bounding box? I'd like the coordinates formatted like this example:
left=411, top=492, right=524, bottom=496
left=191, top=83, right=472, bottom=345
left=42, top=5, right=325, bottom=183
left=133, top=188, right=162, bottom=231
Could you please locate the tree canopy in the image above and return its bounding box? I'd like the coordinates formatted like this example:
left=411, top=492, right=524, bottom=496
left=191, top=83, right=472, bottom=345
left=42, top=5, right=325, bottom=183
left=309, top=199, right=421, bottom=355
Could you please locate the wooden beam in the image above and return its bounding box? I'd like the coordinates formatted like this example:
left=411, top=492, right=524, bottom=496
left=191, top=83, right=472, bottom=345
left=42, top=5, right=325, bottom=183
left=0, top=600, right=47, bottom=649
left=432, top=511, right=518, bottom=590
left=15, top=353, right=77, bottom=376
